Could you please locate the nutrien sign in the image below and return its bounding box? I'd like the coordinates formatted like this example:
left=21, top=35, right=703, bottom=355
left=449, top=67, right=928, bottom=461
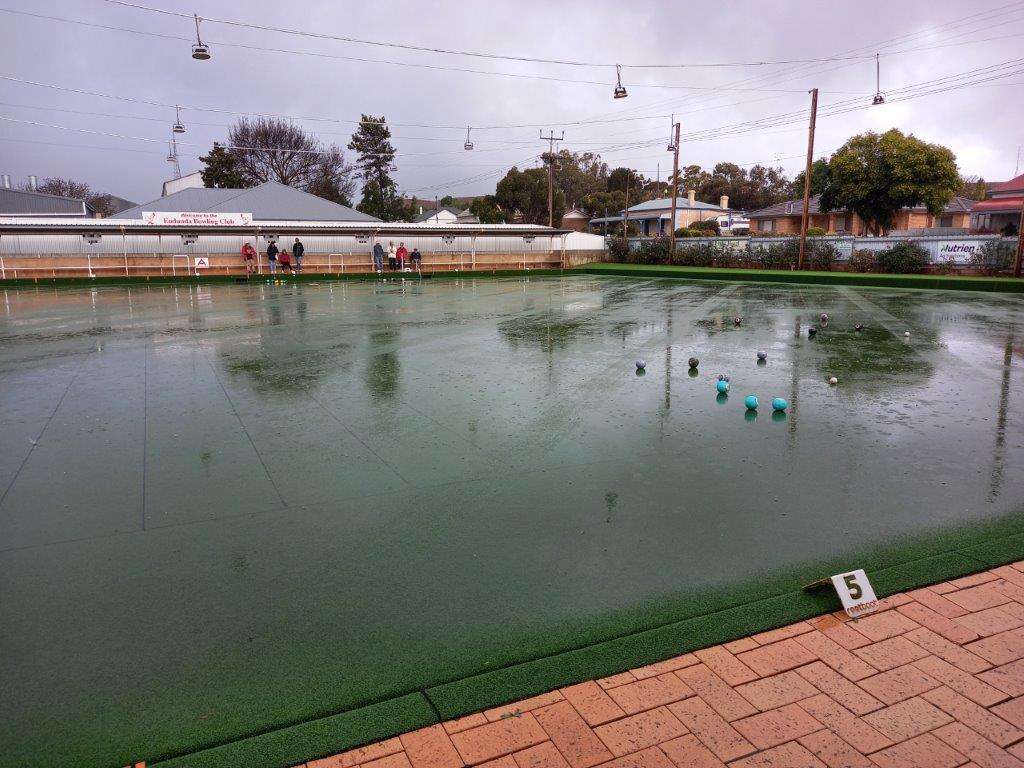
left=142, top=211, right=253, bottom=226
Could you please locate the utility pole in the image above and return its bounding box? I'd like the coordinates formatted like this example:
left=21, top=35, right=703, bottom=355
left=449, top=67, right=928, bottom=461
left=797, top=88, right=818, bottom=271
left=623, top=173, right=630, bottom=237
left=1014, top=201, right=1024, bottom=278
left=668, top=121, right=681, bottom=255
left=540, top=129, right=564, bottom=228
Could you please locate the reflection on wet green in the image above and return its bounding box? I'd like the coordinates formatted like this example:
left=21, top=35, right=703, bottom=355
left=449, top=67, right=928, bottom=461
left=364, top=328, right=401, bottom=402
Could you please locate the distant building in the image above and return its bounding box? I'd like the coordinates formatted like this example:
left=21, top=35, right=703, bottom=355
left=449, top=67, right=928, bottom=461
left=413, top=206, right=461, bottom=224
left=589, top=191, right=733, bottom=236
left=162, top=171, right=205, bottom=198
left=117, top=180, right=379, bottom=222
left=560, top=207, right=589, bottom=232
left=747, top=195, right=974, bottom=235
left=0, top=185, right=96, bottom=218
left=971, top=173, right=1023, bottom=234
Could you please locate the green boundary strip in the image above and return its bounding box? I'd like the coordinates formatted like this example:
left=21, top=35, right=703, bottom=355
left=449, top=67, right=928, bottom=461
left=5, top=263, right=1024, bottom=292
left=575, top=263, right=1024, bottom=292
left=0, top=269, right=563, bottom=289
left=150, top=520, right=1024, bottom=768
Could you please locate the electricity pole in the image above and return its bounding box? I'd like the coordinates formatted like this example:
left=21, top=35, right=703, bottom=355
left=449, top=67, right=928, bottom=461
left=623, top=173, right=630, bottom=237
left=540, top=129, right=564, bottom=228
left=668, top=121, right=681, bottom=256
left=797, top=88, right=818, bottom=271
left=1014, top=201, right=1024, bottom=278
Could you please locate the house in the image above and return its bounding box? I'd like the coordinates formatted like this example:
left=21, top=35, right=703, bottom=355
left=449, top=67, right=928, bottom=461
left=413, top=206, right=461, bottom=224
left=747, top=195, right=974, bottom=235
left=971, top=173, right=1023, bottom=235
left=589, top=191, right=732, bottom=236
left=560, top=207, right=590, bottom=232
left=162, top=171, right=205, bottom=197
left=0, top=185, right=97, bottom=218
left=116, top=180, right=379, bottom=222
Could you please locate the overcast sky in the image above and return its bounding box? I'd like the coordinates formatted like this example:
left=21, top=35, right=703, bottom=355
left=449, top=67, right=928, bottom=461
left=1, top=0, right=1023, bottom=205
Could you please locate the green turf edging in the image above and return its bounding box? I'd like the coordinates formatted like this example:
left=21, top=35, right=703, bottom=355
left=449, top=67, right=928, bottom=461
left=149, top=693, right=436, bottom=768
left=423, top=548, right=988, bottom=720
left=574, top=263, right=1024, bottom=292
left=0, top=268, right=564, bottom=289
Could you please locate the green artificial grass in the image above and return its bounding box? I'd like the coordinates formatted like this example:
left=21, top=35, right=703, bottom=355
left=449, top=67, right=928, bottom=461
left=576, top=263, right=1024, bottom=292
left=140, top=511, right=1024, bottom=768
left=150, top=694, right=435, bottom=768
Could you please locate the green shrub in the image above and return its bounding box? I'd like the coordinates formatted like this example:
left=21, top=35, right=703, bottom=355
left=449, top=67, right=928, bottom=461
left=689, top=219, right=721, bottom=235
left=607, top=237, right=630, bottom=263
left=970, top=239, right=1015, bottom=275
left=671, top=241, right=734, bottom=267
left=678, top=228, right=705, bottom=238
left=875, top=241, right=929, bottom=274
left=745, top=238, right=798, bottom=270
left=806, top=226, right=826, bottom=236
left=629, top=236, right=671, bottom=265
left=847, top=249, right=877, bottom=272
left=805, top=240, right=839, bottom=271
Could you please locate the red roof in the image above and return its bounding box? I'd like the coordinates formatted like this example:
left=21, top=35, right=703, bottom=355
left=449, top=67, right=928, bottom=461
left=988, top=173, right=1024, bottom=194
left=972, top=196, right=1023, bottom=212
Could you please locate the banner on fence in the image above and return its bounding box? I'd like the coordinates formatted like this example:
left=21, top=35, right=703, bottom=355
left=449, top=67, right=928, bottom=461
left=142, top=211, right=253, bottom=227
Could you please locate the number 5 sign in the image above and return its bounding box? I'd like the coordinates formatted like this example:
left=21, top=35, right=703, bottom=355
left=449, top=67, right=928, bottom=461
left=831, top=569, right=879, bottom=618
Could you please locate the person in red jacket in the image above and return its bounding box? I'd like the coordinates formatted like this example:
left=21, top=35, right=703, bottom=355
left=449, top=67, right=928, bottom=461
left=396, top=242, right=408, bottom=271
left=278, top=248, right=292, bottom=273
left=241, top=242, right=257, bottom=275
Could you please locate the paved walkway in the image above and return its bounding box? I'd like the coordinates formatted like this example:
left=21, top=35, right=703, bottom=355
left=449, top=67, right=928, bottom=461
left=306, top=563, right=1024, bottom=768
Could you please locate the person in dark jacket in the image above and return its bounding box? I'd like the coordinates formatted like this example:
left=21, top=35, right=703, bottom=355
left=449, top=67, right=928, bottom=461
left=292, top=238, right=305, bottom=272
left=372, top=242, right=384, bottom=273
left=266, top=241, right=279, bottom=274
left=410, top=247, right=422, bottom=271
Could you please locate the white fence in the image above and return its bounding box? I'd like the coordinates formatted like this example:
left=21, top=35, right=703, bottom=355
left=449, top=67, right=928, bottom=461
left=626, top=234, right=1016, bottom=265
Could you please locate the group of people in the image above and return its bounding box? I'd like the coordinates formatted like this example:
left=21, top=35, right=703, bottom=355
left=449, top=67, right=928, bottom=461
left=240, top=238, right=424, bottom=276
left=372, top=241, right=422, bottom=273
left=240, top=238, right=305, bottom=276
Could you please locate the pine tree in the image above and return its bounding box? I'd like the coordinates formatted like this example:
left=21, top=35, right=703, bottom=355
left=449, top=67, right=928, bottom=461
left=348, top=115, right=404, bottom=221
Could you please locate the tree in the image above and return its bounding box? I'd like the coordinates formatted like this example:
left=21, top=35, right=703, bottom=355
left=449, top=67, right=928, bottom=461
left=551, top=150, right=608, bottom=209
left=200, top=142, right=250, bottom=189
left=607, top=167, right=647, bottom=195
left=348, top=115, right=403, bottom=221
left=958, top=174, right=988, bottom=201
left=495, top=166, right=564, bottom=225
left=468, top=195, right=508, bottom=224
left=818, top=129, right=960, bottom=235
left=30, top=177, right=120, bottom=217
left=790, top=158, right=830, bottom=199
left=199, top=119, right=356, bottom=203
left=305, top=146, right=357, bottom=207
left=579, top=190, right=626, bottom=220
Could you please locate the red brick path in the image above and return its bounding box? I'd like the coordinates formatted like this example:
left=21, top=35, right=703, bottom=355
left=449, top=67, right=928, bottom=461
left=306, top=564, right=1024, bottom=768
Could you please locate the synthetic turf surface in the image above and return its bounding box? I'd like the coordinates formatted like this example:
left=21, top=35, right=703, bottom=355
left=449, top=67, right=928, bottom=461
left=1, top=275, right=1023, bottom=768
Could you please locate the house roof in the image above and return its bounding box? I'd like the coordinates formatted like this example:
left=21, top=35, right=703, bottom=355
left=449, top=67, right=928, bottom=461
left=988, top=173, right=1024, bottom=194
left=0, top=187, right=94, bottom=217
left=973, top=196, right=1023, bottom=213
left=628, top=196, right=727, bottom=213
left=413, top=206, right=461, bottom=222
left=117, top=180, right=379, bottom=222
left=748, top=195, right=976, bottom=218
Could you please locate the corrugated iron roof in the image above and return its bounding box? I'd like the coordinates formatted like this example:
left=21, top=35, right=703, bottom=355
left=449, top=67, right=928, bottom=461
left=748, top=195, right=976, bottom=218
left=972, top=196, right=1023, bottom=212
left=627, top=196, right=726, bottom=213
left=116, top=180, right=380, bottom=222
left=988, top=173, right=1024, bottom=194
left=0, top=187, right=94, bottom=217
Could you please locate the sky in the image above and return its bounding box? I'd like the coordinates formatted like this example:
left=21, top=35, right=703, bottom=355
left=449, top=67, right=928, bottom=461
left=1, top=0, right=1023, bottom=206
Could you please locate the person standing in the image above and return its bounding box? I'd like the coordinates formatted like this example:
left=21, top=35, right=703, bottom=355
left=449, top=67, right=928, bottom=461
left=266, top=241, right=279, bottom=274
left=241, top=241, right=257, bottom=276
left=292, top=238, right=305, bottom=273
left=372, top=241, right=384, bottom=273
left=387, top=241, right=397, bottom=271
left=396, top=242, right=408, bottom=271
left=410, top=246, right=422, bottom=272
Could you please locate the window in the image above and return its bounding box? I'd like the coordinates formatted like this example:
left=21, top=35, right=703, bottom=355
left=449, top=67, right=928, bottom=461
left=763, top=219, right=775, bottom=233
left=938, top=215, right=953, bottom=228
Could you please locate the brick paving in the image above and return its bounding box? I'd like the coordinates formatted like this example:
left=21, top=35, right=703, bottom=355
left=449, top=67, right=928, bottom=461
left=302, top=563, right=1024, bottom=768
